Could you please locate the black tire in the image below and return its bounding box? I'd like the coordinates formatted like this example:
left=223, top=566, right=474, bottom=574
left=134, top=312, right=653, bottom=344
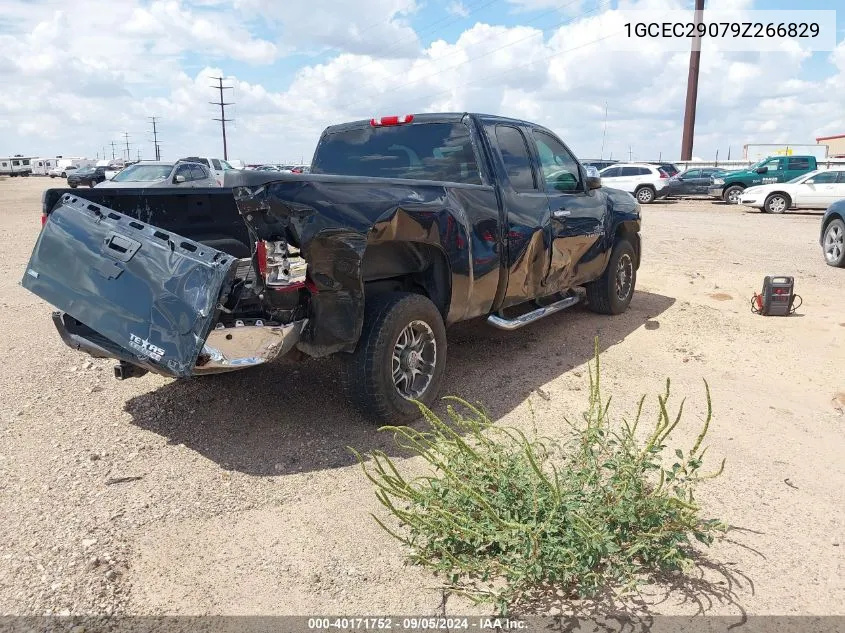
left=723, top=185, right=743, bottom=204
left=635, top=186, right=656, bottom=204
left=342, top=292, right=447, bottom=424
left=69, top=183, right=77, bottom=188
left=61, top=172, right=67, bottom=178
left=764, top=193, right=789, bottom=214
left=823, top=218, right=845, bottom=267
left=89, top=181, right=96, bottom=188
left=50, top=175, right=56, bottom=179
left=586, top=239, right=637, bottom=315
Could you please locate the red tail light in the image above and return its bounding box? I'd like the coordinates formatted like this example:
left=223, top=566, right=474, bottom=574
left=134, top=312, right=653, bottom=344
left=41, top=213, right=47, bottom=227
left=659, top=169, right=669, bottom=178
left=370, top=114, right=414, bottom=127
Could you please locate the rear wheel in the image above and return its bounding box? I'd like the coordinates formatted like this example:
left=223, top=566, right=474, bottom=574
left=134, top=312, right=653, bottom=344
left=342, top=292, right=447, bottom=423
left=723, top=185, right=743, bottom=204
left=823, top=218, right=845, bottom=267
left=635, top=186, right=656, bottom=204
left=61, top=172, right=67, bottom=178
left=764, top=193, right=789, bottom=214
left=586, top=239, right=637, bottom=315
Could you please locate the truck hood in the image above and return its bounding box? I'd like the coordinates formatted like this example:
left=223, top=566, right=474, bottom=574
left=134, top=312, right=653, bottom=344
left=21, top=192, right=238, bottom=377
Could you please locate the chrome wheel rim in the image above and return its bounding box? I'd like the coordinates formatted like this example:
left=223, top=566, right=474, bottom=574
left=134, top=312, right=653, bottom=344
left=637, top=189, right=653, bottom=203
left=615, top=254, right=634, bottom=301
left=768, top=196, right=786, bottom=213
left=825, top=225, right=844, bottom=263
left=727, top=188, right=740, bottom=204
left=392, top=320, right=437, bottom=400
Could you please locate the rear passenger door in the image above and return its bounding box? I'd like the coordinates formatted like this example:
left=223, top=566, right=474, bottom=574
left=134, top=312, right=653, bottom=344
left=530, top=130, right=605, bottom=293
left=488, top=123, right=552, bottom=309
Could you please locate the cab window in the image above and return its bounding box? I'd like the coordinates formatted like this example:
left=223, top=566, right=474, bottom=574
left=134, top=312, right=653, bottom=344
left=532, top=131, right=581, bottom=193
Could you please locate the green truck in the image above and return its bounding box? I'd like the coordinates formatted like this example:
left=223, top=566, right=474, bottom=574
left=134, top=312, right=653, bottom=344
left=707, top=155, right=818, bottom=204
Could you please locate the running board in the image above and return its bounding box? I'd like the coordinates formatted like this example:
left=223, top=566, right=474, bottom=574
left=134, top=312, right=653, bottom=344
left=486, top=294, right=580, bottom=331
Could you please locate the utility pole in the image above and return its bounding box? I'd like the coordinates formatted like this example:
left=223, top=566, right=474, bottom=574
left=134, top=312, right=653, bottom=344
left=136, top=149, right=141, bottom=161
left=680, top=0, right=705, bottom=160
left=122, top=132, right=131, bottom=161
left=148, top=116, right=161, bottom=161
left=628, top=146, right=633, bottom=162
left=109, top=142, right=118, bottom=160
left=600, top=101, right=608, bottom=161
left=209, top=76, right=234, bottom=160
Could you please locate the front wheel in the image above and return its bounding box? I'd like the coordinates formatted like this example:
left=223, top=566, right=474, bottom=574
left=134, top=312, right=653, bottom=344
left=764, top=193, right=789, bottom=214
left=823, top=218, right=845, bottom=267
left=586, top=239, right=637, bottom=315
left=723, top=185, right=743, bottom=204
left=69, top=183, right=77, bottom=188
left=342, top=292, right=447, bottom=423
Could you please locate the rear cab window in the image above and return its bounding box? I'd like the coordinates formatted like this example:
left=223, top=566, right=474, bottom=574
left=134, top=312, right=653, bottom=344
left=311, top=121, right=483, bottom=185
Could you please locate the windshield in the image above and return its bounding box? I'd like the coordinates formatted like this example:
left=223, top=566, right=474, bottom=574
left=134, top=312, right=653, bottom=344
left=220, top=160, right=234, bottom=170
left=112, top=164, right=173, bottom=182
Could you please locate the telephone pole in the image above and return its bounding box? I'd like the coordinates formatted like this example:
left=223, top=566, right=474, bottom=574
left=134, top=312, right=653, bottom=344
left=109, top=142, right=118, bottom=160
left=148, top=116, right=161, bottom=161
left=680, top=0, right=705, bottom=160
left=209, top=76, right=234, bottom=160
left=122, top=132, right=132, bottom=161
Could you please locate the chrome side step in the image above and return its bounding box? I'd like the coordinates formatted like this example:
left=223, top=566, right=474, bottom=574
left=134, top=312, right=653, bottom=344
left=486, top=294, right=580, bottom=331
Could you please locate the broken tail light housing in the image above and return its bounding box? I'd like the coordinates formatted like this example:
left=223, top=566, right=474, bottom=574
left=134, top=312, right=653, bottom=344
left=370, top=114, right=414, bottom=127
left=255, top=239, right=315, bottom=293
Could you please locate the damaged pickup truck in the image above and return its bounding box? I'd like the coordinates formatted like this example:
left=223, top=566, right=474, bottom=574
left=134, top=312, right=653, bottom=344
left=22, top=113, right=641, bottom=422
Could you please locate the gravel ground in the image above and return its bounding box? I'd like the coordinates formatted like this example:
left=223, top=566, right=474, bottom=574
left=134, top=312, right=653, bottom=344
left=0, top=177, right=843, bottom=617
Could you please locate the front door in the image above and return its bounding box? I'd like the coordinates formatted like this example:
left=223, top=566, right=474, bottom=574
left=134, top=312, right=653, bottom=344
left=530, top=129, right=606, bottom=293
left=793, top=170, right=845, bottom=208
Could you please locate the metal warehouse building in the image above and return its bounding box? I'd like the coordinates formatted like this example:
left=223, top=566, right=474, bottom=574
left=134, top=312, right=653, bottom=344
left=817, top=133, right=845, bottom=158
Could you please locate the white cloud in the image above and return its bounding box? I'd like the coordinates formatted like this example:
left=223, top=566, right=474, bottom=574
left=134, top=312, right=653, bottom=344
left=0, top=0, right=843, bottom=164
left=447, top=1, right=470, bottom=18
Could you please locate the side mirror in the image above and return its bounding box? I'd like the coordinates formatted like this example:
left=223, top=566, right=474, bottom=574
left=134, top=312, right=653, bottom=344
left=174, top=174, right=186, bottom=183
left=586, top=176, right=602, bottom=190
left=756, top=167, right=768, bottom=174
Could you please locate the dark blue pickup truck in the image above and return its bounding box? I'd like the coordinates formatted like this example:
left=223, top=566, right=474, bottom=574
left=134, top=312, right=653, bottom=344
left=22, top=112, right=641, bottom=422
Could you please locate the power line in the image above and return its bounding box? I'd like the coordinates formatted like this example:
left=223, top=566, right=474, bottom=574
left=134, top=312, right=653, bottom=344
left=148, top=116, right=161, bottom=161
left=210, top=77, right=234, bottom=160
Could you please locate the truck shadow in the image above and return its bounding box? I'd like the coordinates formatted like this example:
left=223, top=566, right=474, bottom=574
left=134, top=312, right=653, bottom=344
left=124, top=290, right=675, bottom=476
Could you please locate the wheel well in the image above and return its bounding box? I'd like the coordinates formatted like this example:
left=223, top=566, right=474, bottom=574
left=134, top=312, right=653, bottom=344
left=615, top=224, right=641, bottom=269
left=362, top=242, right=451, bottom=318
left=765, top=191, right=791, bottom=206
left=822, top=212, right=845, bottom=234
left=634, top=184, right=655, bottom=192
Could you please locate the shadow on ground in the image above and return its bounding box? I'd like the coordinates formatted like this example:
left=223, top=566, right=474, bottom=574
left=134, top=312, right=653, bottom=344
left=124, top=290, right=675, bottom=476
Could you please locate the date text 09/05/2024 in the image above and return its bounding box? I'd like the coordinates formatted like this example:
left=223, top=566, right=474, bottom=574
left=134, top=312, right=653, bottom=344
left=625, top=21, right=820, bottom=39
left=307, top=617, right=527, bottom=630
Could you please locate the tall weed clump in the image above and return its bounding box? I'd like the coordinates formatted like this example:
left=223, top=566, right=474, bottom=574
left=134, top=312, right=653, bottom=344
left=352, top=339, right=727, bottom=613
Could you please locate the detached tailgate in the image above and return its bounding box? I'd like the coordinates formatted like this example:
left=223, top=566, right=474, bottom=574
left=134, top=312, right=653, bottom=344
left=22, top=193, right=238, bottom=377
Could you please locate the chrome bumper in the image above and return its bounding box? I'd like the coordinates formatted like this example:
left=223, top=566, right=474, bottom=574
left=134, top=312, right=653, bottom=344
left=195, top=319, right=308, bottom=374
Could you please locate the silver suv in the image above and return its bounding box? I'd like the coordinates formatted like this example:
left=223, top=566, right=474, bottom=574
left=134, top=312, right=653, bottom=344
left=95, top=161, right=220, bottom=188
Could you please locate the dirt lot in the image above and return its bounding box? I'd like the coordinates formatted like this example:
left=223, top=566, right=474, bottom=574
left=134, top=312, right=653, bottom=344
left=0, top=176, right=843, bottom=618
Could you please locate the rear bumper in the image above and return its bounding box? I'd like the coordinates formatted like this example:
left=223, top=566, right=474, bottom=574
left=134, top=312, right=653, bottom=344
left=52, top=311, right=308, bottom=377
left=655, top=185, right=669, bottom=199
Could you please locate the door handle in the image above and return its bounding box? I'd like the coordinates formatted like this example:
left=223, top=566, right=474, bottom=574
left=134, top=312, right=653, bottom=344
left=553, top=209, right=571, bottom=218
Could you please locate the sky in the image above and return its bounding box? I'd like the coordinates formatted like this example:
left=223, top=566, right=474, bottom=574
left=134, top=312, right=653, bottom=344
left=0, top=0, right=843, bottom=164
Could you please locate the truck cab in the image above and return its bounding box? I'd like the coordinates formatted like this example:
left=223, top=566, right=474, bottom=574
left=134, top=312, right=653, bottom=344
left=708, top=155, right=818, bottom=204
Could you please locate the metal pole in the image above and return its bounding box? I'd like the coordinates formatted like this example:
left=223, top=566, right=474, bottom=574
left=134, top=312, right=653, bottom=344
left=680, top=0, right=705, bottom=160
left=210, top=77, right=234, bottom=160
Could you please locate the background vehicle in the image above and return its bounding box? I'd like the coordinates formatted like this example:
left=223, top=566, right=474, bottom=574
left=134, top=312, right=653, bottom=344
left=49, top=158, right=95, bottom=178
left=581, top=159, right=617, bottom=171
left=95, top=161, right=219, bottom=188
left=708, top=155, right=818, bottom=204
left=665, top=167, right=727, bottom=197
left=23, top=112, right=641, bottom=423
left=30, top=158, right=60, bottom=176
left=598, top=163, right=670, bottom=203
left=645, top=162, right=680, bottom=177
left=67, top=166, right=109, bottom=188
left=821, top=199, right=845, bottom=267
left=177, top=156, right=236, bottom=185
left=739, top=169, right=845, bottom=213
left=49, top=165, right=78, bottom=178
left=0, top=156, right=33, bottom=176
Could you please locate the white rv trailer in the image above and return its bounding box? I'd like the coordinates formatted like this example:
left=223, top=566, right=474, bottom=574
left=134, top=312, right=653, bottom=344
left=0, top=156, right=35, bottom=176
left=31, top=158, right=61, bottom=176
